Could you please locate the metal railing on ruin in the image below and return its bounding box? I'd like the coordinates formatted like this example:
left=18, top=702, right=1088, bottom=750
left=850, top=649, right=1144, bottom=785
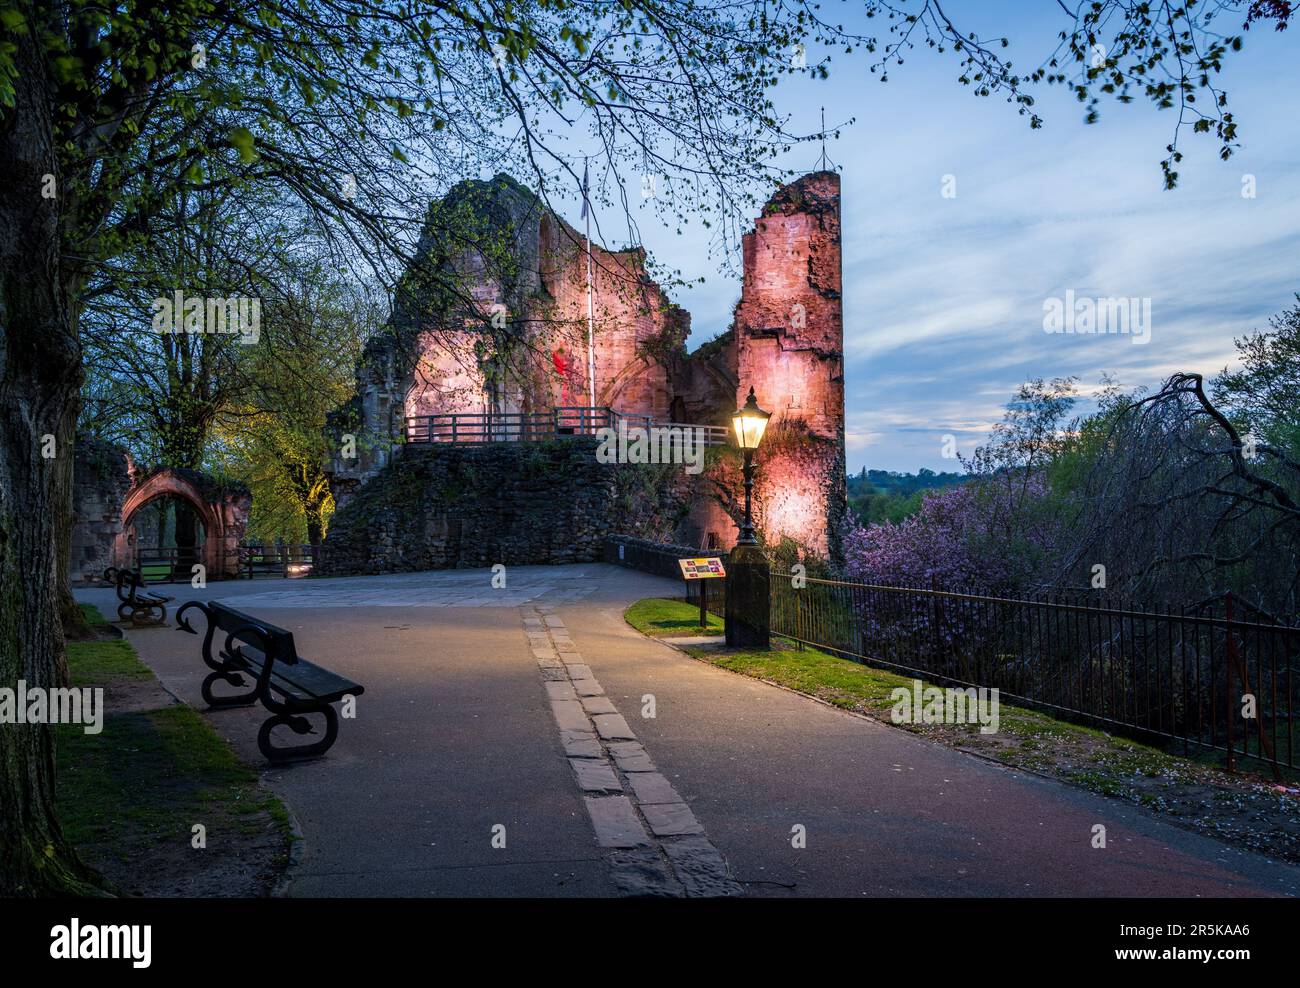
left=769, top=573, right=1299, bottom=775
left=403, top=406, right=730, bottom=447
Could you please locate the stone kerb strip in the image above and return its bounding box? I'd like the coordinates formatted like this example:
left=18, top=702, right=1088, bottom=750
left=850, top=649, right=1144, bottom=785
left=523, top=605, right=742, bottom=897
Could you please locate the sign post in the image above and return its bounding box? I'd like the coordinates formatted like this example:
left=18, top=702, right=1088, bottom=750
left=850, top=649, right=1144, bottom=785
left=677, top=557, right=726, bottom=630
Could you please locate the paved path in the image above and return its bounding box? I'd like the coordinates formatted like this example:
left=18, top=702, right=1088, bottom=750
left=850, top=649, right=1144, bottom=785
left=79, top=564, right=1300, bottom=897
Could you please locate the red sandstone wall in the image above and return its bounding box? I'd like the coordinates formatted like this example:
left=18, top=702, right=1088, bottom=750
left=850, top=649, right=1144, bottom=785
left=733, top=172, right=847, bottom=563
left=534, top=219, right=685, bottom=419
left=734, top=172, right=844, bottom=438
left=405, top=330, right=492, bottom=420
left=401, top=215, right=687, bottom=425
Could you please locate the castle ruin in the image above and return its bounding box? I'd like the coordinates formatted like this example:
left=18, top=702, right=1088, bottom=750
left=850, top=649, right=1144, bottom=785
left=323, top=171, right=847, bottom=568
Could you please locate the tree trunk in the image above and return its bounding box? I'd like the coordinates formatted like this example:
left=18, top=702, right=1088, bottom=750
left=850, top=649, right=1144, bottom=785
left=58, top=293, right=88, bottom=639
left=288, top=459, right=330, bottom=545
left=0, top=26, right=102, bottom=895
left=57, top=398, right=89, bottom=641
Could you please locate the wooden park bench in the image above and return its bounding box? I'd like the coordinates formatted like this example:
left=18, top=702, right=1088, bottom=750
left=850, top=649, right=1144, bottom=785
left=176, top=600, right=364, bottom=763
left=104, top=566, right=173, bottom=626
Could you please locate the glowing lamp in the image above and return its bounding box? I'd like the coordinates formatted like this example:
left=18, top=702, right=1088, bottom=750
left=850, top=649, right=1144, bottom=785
left=730, top=386, right=770, bottom=546
left=731, top=387, right=771, bottom=450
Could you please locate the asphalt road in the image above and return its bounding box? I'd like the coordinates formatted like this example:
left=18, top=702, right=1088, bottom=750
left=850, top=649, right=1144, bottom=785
left=78, top=564, right=1300, bottom=898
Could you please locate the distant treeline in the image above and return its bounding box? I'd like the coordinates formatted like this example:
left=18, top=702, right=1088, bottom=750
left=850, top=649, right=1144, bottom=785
left=846, top=468, right=966, bottom=526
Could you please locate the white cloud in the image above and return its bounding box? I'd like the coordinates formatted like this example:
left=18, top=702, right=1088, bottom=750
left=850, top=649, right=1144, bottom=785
left=628, top=9, right=1300, bottom=472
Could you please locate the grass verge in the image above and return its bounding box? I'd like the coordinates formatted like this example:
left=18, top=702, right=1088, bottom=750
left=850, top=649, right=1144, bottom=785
left=625, top=597, right=1300, bottom=865
left=624, top=596, right=723, bottom=636
left=57, top=605, right=292, bottom=896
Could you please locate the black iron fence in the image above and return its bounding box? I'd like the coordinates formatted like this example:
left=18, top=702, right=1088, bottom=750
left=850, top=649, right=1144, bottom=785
left=770, top=574, right=1299, bottom=773
left=133, top=546, right=202, bottom=583
left=238, top=543, right=319, bottom=579
left=131, top=544, right=319, bottom=581
left=404, top=407, right=603, bottom=443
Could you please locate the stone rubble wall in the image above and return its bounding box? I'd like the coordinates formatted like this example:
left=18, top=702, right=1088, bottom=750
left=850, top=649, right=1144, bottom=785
left=602, top=534, right=729, bottom=582
left=69, top=440, right=134, bottom=585
left=731, top=171, right=847, bottom=566
left=317, top=438, right=700, bottom=575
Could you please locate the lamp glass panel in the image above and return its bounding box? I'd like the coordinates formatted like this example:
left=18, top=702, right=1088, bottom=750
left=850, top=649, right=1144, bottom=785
left=732, top=411, right=767, bottom=449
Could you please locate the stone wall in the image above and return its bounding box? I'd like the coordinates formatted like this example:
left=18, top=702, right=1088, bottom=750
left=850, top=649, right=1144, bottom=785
left=69, top=440, right=133, bottom=585
left=324, top=174, right=692, bottom=513
left=603, top=534, right=729, bottom=582
left=117, top=469, right=251, bottom=579
left=317, top=438, right=698, bottom=575
left=673, top=171, right=848, bottom=566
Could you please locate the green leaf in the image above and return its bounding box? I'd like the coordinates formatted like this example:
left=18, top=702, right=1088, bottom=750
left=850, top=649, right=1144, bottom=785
left=229, top=126, right=257, bottom=162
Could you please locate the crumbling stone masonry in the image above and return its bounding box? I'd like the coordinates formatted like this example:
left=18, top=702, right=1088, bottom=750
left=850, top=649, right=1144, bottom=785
left=117, top=468, right=251, bottom=580
left=674, top=171, right=848, bottom=566
left=316, top=439, right=697, bottom=574
left=69, top=440, right=134, bottom=586
left=69, top=441, right=251, bottom=583
left=324, top=171, right=847, bottom=570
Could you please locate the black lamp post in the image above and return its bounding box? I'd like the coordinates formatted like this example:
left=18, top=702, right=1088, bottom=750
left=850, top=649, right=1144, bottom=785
left=731, top=386, right=770, bottom=545
left=725, top=386, right=771, bottom=648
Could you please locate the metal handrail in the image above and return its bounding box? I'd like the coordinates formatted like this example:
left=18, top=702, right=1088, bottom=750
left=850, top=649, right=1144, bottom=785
left=403, top=406, right=729, bottom=446
left=771, top=573, right=1300, bottom=635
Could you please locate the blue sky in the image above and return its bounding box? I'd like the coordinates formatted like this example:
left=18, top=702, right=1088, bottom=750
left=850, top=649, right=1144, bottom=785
left=588, top=1, right=1300, bottom=472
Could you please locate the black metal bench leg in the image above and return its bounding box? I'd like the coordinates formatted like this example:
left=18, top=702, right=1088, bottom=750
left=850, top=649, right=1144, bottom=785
left=201, top=670, right=260, bottom=707
left=257, top=703, right=339, bottom=763
left=120, top=601, right=167, bottom=626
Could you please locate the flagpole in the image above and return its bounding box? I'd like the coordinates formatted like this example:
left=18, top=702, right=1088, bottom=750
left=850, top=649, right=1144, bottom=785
left=583, top=159, right=597, bottom=419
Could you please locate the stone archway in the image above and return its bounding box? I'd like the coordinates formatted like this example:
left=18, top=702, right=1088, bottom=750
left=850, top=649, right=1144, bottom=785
left=601, top=356, right=672, bottom=420
left=116, top=469, right=251, bottom=580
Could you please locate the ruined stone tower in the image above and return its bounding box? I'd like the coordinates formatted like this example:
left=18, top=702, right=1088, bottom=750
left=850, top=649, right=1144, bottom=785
left=673, top=171, right=847, bottom=565
left=324, top=171, right=848, bottom=570
left=739, top=172, right=847, bottom=565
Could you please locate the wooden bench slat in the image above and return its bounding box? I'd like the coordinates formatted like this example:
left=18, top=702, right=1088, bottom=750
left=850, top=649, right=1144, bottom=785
left=224, top=645, right=363, bottom=705
left=210, top=604, right=296, bottom=661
